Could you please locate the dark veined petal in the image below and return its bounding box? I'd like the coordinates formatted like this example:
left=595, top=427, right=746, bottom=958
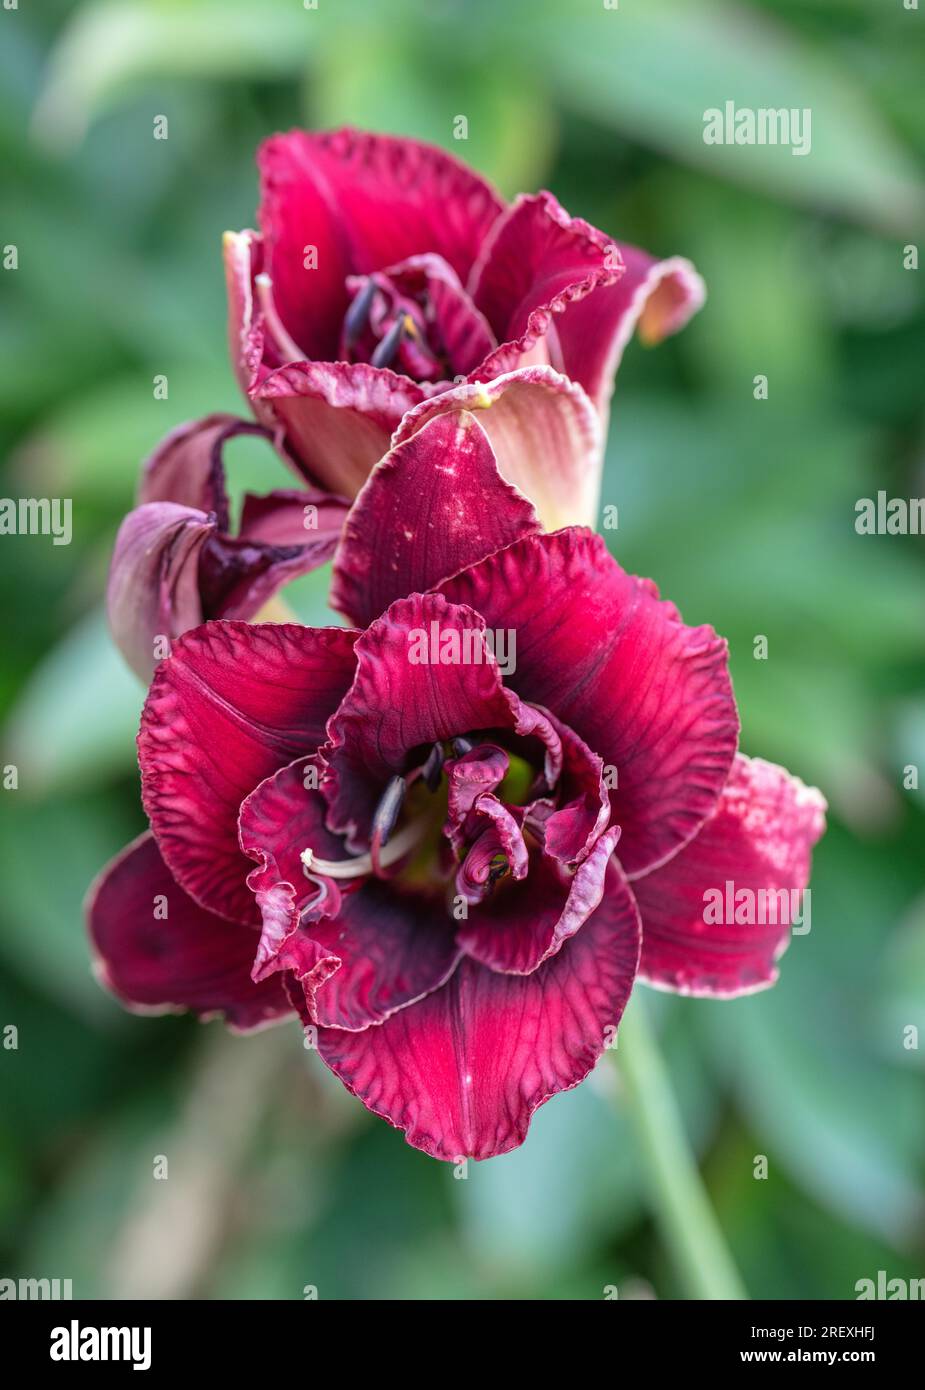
left=391, top=367, right=602, bottom=530
left=139, top=621, right=358, bottom=924
left=316, top=856, right=641, bottom=1162
left=633, top=754, right=826, bottom=997
left=258, top=127, right=505, bottom=360
left=439, top=529, right=739, bottom=876
left=533, top=707, right=611, bottom=868
left=107, top=502, right=214, bottom=684
left=330, top=409, right=540, bottom=627
left=86, top=833, right=291, bottom=1032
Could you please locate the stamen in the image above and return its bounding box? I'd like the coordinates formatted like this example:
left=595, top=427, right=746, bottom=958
left=370, top=315, right=406, bottom=369
left=343, top=279, right=378, bottom=348
left=421, top=741, right=444, bottom=791
left=370, top=774, right=406, bottom=876
left=301, top=818, right=426, bottom=881
left=452, top=736, right=474, bottom=757
left=254, top=273, right=305, bottom=364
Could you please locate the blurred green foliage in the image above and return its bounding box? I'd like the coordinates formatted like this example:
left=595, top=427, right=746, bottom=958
left=0, top=0, right=923, bottom=1300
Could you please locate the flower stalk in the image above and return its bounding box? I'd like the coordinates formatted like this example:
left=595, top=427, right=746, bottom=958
left=615, top=991, right=748, bottom=1300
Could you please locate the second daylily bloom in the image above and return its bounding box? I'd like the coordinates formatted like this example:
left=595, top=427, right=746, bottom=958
left=224, top=127, right=704, bottom=517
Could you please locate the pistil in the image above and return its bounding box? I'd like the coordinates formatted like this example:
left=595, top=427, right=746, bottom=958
left=301, top=817, right=426, bottom=881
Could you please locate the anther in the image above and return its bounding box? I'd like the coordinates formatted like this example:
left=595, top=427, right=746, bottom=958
left=343, top=279, right=379, bottom=348
left=370, top=315, right=406, bottom=369
left=370, top=775, right=406, bottom=876
left=421, top=742, right=444, bottom=792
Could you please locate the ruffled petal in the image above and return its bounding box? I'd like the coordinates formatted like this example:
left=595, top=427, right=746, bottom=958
left=556, top=245, right=705, bottom=417
left=240, top=755, right=349, bottom=975
left=633, top=755, right=826, bottom=997
left=86, top=833, right=290, bottom=1032
left=330, top=408, right=540, bottom=627
left=107, top=502, right=214, bottom=684
left=239, top=756, right=460, bottom=1030
left=531, top=709, right=610, bottom=868
left=391, top=366, right=602, bottom=530
left=316, top=856, right=640, bottom=1161
left=454, top=795, right=529, bottom=907
left=468, top=192, right=621, bottom=376
left=253, top=360, right=428, bottom=497
left=439, top=529, right=738, bottom=876
left=292, top=884, right=461, bottom=1030
left=258, top=127, right=505, bottom=360
left=457, top=825, right=620, bottom=973
left=139, top=621, right=358, bottom=924
left=444, top=744, right=511, bottom=850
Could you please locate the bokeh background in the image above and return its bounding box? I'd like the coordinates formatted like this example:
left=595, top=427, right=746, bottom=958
left=1, top=0, right=923, bottom=1300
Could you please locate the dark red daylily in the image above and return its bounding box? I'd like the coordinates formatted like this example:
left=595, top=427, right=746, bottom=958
left=88, top=432, right=824, bottom=1161
left=224, top=127, right=704, bottom=514
left=107, top=413, right=349, bottom=682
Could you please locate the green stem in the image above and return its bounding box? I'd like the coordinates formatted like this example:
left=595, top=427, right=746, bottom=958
left=615, top=991, right=747, bottom=1300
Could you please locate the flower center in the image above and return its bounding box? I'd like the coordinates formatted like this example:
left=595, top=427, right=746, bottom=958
left=301, top=740, right=548, bottom=909
left=340, top=274, right=447, bottom=382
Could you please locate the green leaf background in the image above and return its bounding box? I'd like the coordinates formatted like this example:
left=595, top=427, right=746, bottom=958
left=0, top=0, right=922, bottom=1299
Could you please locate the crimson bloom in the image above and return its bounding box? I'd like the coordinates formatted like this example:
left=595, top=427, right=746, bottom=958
left=224, top=127, right=704, bottom=515
left=88, top=414, right=824, bottom=1162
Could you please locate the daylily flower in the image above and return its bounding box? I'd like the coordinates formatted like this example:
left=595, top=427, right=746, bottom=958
left=224, top=127, right=704, bottom=519
left=87, top=419, right=824, bottom=1159
left=107, top=413, right=348, bottom=682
